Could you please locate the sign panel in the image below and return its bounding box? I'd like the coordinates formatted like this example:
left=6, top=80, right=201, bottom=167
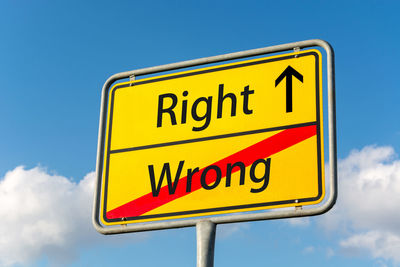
left=99, top=49, right=324, bottom=226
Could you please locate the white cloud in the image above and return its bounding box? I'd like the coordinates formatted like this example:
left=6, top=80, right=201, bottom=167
left=340, top=231, right=400, bottom=262
left=302, top=246, right=315, bottom=254
left=287, top=217, right=310, bottom=227
left=217, top=222, right=249, bottom=239
left=0, top=166, right=146, bottom=266
left=318, top=145, right=400, bottom=264
left=326, top=247, right=335, bottom=258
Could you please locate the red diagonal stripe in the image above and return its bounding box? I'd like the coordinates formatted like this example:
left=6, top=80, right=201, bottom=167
left=107, top=124, right=317, bottom=219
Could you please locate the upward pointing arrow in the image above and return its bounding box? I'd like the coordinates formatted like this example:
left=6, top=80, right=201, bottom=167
left=275, top=65, right=303, bottom=113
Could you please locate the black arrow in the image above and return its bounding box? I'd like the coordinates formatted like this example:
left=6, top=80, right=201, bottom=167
left=275, top=65, right=303, bottom=113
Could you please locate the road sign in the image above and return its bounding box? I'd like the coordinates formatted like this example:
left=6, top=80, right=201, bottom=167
left=97, top=48, right=325, bottom=226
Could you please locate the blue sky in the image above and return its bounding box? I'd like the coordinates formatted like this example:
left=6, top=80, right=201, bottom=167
left=1, top=1, right=400, bottom=266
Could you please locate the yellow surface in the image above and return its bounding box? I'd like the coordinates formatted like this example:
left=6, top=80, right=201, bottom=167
left=100, top=49, right=324, bottom=225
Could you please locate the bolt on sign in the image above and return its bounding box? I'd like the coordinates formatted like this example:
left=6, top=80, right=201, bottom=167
left=93, top=40, right=337, bottom=232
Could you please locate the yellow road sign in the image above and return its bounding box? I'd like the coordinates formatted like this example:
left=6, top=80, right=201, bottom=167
left=99, top=49, right=324, bottom=225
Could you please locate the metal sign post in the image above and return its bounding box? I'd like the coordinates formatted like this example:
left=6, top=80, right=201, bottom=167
left=197, top=220, right=216, bottom=267
left=93, top=39, right=336, bottom=266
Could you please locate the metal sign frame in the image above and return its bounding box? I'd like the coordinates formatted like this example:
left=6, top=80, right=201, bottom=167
left=92, top=39, right=336, bottom=235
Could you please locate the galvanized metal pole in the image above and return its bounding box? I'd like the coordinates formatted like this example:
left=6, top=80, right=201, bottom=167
left=196, top=220, right=216, bottom=267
